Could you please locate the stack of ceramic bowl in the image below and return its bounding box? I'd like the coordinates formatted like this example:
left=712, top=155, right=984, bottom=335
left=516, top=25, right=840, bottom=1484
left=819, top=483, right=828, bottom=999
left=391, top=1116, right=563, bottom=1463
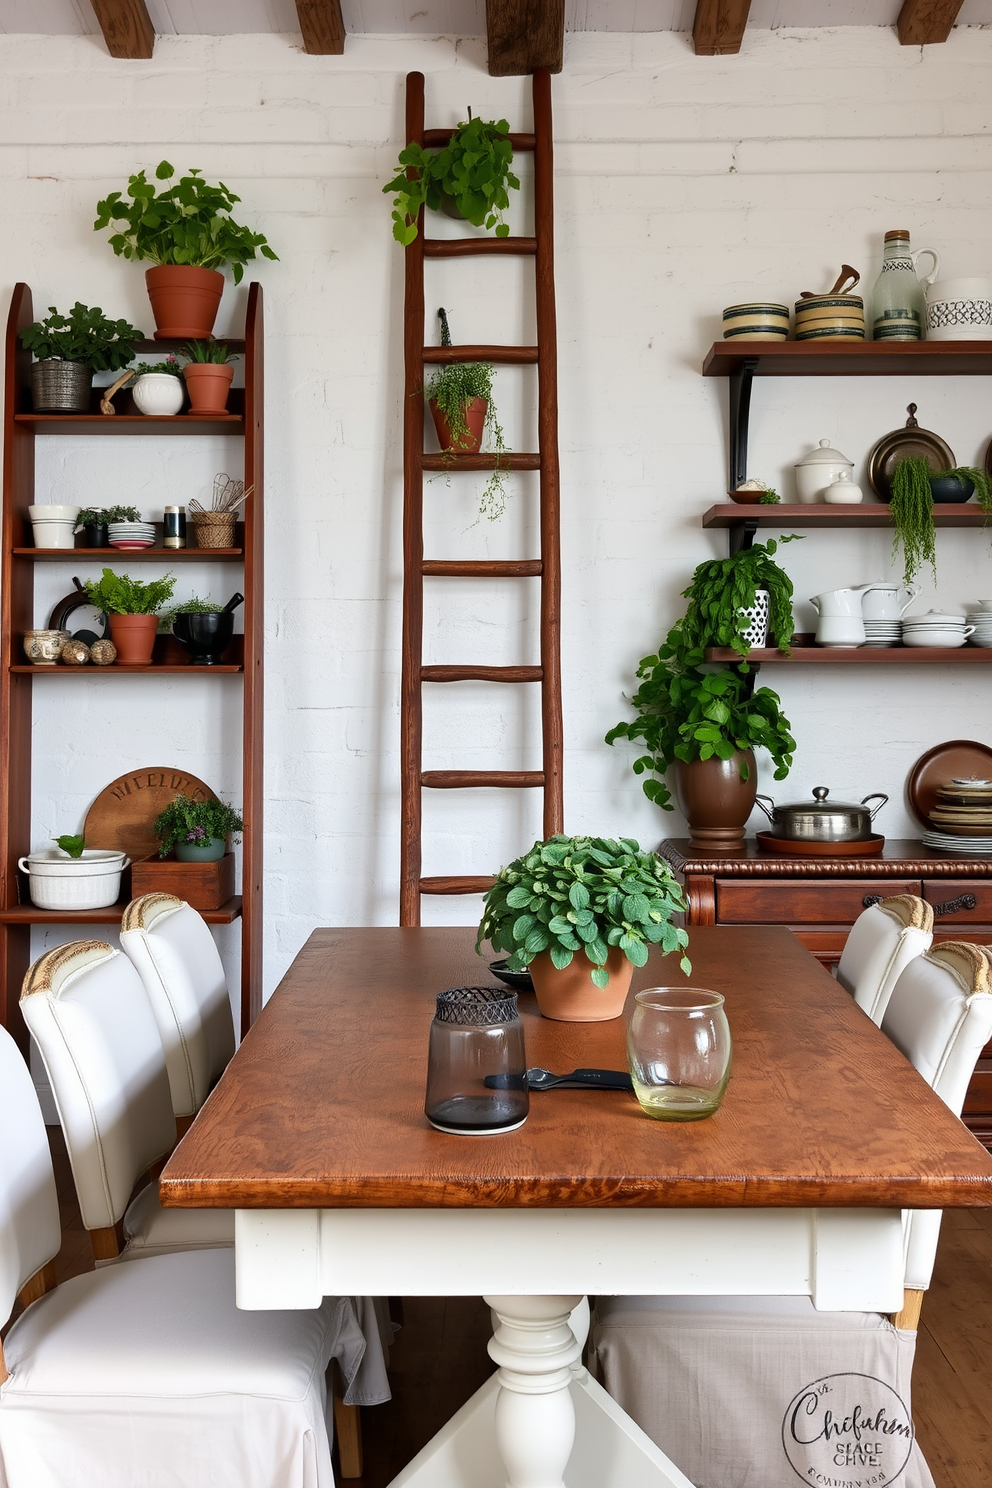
left=108, top=521, right=155, bottom=550
left=901, top=610, right=974, bottom=648
left=966, top=603, right=992, bottom=647
left=922, top=778, right=992, bottom=853
left=862, top=616, right=902, bottom=648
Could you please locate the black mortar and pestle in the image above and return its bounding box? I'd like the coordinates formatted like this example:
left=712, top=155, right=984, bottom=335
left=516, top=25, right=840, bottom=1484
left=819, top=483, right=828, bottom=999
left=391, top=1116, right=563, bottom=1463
left=172, top=592, right=244, bottom=665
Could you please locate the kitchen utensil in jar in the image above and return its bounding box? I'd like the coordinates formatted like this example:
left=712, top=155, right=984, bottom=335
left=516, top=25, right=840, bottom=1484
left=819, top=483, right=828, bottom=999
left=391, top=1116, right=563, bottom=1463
left=795, top=267, right=864, bottom=342
left=753, top=786, right=888, bottom=842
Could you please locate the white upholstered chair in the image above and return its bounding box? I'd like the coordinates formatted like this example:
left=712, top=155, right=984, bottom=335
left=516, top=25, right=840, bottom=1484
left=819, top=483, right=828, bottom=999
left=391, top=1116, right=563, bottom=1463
left=0, top=1021, right=373, bottom=1488
left=119, top=892, right=236, bottom=1134
left=835, top=892, right=934, bottom=1024
left=589, top=939, right=992, bottom=1488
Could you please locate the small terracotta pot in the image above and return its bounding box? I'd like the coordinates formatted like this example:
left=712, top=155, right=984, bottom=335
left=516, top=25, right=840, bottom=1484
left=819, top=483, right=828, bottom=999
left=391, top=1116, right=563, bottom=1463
left=430, top=397, right=487, bottom=454
left=674, top=749, right=757, bottom=850
left=146, top=265, right=224, bottom=341
left=183, top=363, right=234, bottom=416
left=108, top=613, right=158, bottom=666
left=529, top=947, right=634, bottom=1022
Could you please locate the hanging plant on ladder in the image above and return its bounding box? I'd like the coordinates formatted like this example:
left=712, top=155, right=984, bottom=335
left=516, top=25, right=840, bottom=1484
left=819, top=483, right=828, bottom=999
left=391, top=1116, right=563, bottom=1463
left=426, top=308, right=510, bottom=521
left=383, top=113, right=520, bottom=244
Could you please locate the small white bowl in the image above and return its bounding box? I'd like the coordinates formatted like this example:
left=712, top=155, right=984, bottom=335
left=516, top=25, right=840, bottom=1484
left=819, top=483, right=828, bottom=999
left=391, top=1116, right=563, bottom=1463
left=902, top=628, right=973, bottom=648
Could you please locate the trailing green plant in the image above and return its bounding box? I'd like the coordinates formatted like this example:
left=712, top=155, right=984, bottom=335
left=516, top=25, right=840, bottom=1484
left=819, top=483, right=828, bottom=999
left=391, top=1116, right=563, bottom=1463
left=94, top=161, right=278, bottom=282
left=678, top=537, right=799, bottom=660
left=182, top=340, right=238, bottom=365
left=153, top=795, right=244, bottom=857
left=383, top=114, right=520, bottom=245
left=53, top=834, right=85, bottom=858
left=427, top=308, right=509, bottom=521
left=103, top=504, right=143, bottom=523
left=889, top=456, right=937, bottom=585
left=19, top=303, right=144, bottom=372
left=84, top=568, right=176, bottom=615
left=942, top=465, right=992, bottom=511
left=75, top=508, right=106, bottom=529
left=477, top=834, right=691, bottom=988
left=132, top=355, right=184, bottom=377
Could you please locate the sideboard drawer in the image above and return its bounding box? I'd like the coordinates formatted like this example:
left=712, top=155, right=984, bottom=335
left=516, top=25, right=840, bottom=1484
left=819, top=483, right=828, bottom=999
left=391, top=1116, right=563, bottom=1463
left=716, top=878, right=922, bottom=925
left=923, top=879, right=992, bottom=923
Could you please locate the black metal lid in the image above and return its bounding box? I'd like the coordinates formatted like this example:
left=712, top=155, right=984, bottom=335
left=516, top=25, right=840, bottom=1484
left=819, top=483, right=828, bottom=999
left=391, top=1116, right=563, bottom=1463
left=434, top=986, right=519, bottom=1026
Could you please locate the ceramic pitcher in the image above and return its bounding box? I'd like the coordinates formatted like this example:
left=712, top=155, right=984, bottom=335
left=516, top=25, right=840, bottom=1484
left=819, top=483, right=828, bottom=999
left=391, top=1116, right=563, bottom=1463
left=857, top=582, right=921, bottom=620
left=809, top=587, right=869, bottom=618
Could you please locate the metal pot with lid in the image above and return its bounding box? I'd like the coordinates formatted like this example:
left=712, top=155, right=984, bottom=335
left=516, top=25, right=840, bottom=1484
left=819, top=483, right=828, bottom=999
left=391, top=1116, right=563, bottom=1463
left=754, top=786, right=888, bottom=842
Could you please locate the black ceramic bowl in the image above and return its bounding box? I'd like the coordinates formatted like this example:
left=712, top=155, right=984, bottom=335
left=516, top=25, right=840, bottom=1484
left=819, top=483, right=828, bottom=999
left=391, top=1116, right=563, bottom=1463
left=929, top=474, right=975, bottom=503
left=172, top=611, right=235, bottom=665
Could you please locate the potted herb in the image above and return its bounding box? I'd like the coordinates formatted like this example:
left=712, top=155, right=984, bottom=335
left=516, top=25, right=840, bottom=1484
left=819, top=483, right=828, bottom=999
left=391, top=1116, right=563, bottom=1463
left=83, top=568, right=176, bottom=666
left=478, top=835, right=690, bottom=1022
left=428, top=309, right=509, bottom=520
left=153, top=794, right=244, bottom=863
left=94, top=161, right=278, bottom=339
left=131, top=354, right=185, bottom=416
left=383, top=115, right=520, bottom=245
left=76, top=508, right=109, bottom=548
left=19, top=303, right=144, bottom=413
left=182, top=341, right=238, bottom=416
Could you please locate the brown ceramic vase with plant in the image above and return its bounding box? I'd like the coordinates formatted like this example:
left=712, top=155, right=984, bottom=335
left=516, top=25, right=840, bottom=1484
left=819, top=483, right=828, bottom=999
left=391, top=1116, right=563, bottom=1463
left=182, top=341, right=237, bottom=415
left=83, top=568, right=176, bottom=665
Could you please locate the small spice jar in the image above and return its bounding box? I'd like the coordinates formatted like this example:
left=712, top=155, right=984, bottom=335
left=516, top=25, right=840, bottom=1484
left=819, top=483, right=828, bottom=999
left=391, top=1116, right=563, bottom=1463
left=163, top=505, right=187, bottom=549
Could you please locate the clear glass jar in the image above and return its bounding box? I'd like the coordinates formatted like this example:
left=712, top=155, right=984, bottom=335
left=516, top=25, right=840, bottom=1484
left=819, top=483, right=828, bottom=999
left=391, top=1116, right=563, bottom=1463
left=425, top=986, right=529, bottom=1135
left=627, top=987, right=732, bottom=1121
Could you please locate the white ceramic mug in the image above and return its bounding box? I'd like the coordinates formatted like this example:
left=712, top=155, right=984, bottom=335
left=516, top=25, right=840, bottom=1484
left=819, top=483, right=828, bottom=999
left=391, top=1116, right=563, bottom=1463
left=926, top=277, right=992, bottom=341
left=815, top=616, right=865, bottom=648
left=859, top=582, right=921, bottom=620
left=809, top=588, right=865, bottom=619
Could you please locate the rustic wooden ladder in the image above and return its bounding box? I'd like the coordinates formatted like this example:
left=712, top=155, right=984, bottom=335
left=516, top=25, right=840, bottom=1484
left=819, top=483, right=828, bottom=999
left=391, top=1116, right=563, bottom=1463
left=400, top=69, right=563, bottom=926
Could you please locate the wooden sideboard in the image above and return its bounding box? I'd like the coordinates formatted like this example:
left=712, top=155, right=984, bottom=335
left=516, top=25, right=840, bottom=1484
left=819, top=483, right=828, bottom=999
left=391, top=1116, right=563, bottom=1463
left=659, top=838, right=992, bottom=1150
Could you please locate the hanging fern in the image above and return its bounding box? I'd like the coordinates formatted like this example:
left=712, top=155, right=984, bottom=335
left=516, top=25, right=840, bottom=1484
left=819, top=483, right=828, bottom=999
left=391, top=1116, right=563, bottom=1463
left=889, top=456, right=937, bottom=585
left=425, top=308, right=510, bottom=521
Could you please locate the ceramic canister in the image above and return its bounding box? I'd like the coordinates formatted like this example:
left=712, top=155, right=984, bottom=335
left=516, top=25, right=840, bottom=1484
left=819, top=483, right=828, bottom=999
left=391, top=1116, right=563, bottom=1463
left=926, top=278, right=992, bottom=341
left=794, top=294, right=865, bottom=342
left=794, top=439, right=855, bottom=503
left=722, top=303, right=789, bottom=341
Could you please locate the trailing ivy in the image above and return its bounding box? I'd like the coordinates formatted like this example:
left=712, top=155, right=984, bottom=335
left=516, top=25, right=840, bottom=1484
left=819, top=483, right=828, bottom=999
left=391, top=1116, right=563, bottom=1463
left=426, top=308, right=509, bottom=521
left=383, top=116, right=520, bottom=245
left=678, top=537, right=798, bottom=660
left=889, top=456, right=937, bottom=585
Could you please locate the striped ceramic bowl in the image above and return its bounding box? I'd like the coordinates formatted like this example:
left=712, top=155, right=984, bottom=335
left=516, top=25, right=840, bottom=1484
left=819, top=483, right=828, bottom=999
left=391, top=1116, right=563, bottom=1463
left=722, top=303, right=790, bottom=341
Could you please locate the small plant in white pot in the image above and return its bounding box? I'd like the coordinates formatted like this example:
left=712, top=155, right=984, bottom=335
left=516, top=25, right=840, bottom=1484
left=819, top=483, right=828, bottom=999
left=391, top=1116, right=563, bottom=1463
left=18, top=833, right=128, bottom=911
left=153, top=795, right=244, bottom=862
left=131, top=355, right=185, bottom=415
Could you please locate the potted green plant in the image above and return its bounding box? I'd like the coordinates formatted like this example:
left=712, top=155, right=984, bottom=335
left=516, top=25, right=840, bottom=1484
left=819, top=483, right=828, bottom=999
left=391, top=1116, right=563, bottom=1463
left=76, top=508, right=109, bottom=548
left=19, top=303, right=144, bottom=413
left=383, top=115, right=520, bottom=245
left=428, top=309, right=509, bottom=520
left=131, top=354, right=185, bottom=415
left=477, top=835, right=690, bottom=1023
left=182, top=341, right=238, bottom=416
left=678, top=538, right=798, bottom=659
left=83, top=568, right=176, bottom=666
left=153, top=794, right=244, bottom=863
left=94, top=161, right=278, bottom=339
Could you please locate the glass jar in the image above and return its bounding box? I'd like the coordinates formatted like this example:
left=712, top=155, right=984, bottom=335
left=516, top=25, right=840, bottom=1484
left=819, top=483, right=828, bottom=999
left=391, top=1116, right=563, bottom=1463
left=163, top=505, right=187, bottom=549
left=425, top=986, right=528, bottom=1135
left=627, top=987, right=732, bottom=1121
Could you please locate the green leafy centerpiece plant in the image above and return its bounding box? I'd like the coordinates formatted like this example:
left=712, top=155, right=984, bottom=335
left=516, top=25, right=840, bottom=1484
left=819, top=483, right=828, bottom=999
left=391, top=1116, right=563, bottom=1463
left=84, top=568, right=176, bottom=666
left=20, top=303, right=144, bottom=413
left=153, top=794, right=243, bottom=863
left=383, top=115, right=520, bottom=245
left=477, top=834, right=690, bottom=1022
left=94, top=161, right=278, bottom=338
left=427, top=308, right=509, bottom=521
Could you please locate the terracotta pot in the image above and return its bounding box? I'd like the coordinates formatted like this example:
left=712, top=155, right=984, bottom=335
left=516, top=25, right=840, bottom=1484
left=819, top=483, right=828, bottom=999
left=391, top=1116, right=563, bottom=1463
left=674, top=749, right=757, bottom=850
left=430, top=397, right=487, bottom=454
left=145, top=265, right=224, bottom=341
left=529, top=947, right=634, bottom=1022
left=108, top=613, right=158, bottom=666
left=183, top=363, right=234, bottom=416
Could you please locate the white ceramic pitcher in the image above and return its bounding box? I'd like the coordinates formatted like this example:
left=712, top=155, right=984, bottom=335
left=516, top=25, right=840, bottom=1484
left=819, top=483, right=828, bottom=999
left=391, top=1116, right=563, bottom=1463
left=857, top=581, right=921, bottom=620
left=809, top=587, right=871, bottom=618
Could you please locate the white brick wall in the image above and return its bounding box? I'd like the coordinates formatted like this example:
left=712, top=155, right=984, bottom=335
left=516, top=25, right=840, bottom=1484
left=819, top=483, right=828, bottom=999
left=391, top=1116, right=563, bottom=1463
left=2, top=26, right=992, bottom=1000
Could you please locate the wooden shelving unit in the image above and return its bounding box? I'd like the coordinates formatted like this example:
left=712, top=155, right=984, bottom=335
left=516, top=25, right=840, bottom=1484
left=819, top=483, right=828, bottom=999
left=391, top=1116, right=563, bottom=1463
left=706, top=637, right=992, bottom=664
left=0, top=283, right=264, bottom=1045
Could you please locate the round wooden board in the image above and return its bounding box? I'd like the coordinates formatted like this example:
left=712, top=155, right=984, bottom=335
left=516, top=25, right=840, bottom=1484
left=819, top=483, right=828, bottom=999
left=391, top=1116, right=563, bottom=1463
left=83, top=767, right=217, bottom=862
left=756, top=831, right=885, bottom=856
left=907, top=739, right=992, bottom=831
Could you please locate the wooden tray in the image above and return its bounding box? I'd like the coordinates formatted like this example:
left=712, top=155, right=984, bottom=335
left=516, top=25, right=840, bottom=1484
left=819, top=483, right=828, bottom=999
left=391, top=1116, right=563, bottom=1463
left=131, top=852, right=235, bottom=912
left=83, top=767, right=217, bottom=863
left=907, top=740, right=992, bottom=831
left=756, top=831, right=885, bottom=856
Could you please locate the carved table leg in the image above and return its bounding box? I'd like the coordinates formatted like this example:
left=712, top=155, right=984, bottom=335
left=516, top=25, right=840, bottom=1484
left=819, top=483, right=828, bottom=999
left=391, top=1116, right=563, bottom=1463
left=484, top=1293, right=583, bottom=1488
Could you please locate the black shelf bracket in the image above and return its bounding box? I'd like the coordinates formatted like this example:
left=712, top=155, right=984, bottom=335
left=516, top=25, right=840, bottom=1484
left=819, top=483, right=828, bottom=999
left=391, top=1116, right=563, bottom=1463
left=729, top=517, right=758, bottom=555
left=728, top=356, right=759, bottom=492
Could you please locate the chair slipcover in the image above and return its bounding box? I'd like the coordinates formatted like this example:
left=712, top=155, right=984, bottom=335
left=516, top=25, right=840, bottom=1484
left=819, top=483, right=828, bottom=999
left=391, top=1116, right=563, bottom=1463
left=836, top=895, right=934, bottom=1024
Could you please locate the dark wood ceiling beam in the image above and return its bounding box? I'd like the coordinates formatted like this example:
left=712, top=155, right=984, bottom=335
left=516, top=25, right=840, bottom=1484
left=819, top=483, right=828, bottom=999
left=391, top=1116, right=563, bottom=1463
left=692, top=0, right=752, bottom=56
left=295, top=0, right=345, bottom=54
left=897, top=0, right=964, bottom=45
left=486, top=0, right=563, bottom=77
left=89, top=0, right=154, bottom=58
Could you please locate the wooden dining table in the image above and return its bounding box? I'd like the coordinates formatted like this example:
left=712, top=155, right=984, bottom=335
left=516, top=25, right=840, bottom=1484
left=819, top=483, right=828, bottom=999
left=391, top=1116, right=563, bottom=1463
left=161, top=925, right=992, bottom=1488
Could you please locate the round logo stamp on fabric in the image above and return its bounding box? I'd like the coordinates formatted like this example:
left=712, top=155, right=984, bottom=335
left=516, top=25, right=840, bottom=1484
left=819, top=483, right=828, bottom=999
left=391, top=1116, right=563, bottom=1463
left=782, top=1372, right=914, bottom=1486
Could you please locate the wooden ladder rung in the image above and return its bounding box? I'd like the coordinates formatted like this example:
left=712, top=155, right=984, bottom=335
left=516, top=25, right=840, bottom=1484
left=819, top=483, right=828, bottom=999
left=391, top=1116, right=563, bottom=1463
left=423, top=560, right=543, bottom=577
left=423, top=345, right=539, bottom=365
left=422, top=453, right=541, bottom=472
left=424, top=239, right=537, bottom=259
left=423, top=129, right=536, bottom=151
left=421, top=665, right=542, bottom=683
left=421, top=770, right=544, bottom=789
left=419, top=875, right=496, bottom=895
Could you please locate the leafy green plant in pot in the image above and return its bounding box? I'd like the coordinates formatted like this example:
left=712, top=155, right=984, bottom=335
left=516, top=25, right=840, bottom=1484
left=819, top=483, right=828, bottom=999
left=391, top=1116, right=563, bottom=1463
left=131, top=353, right=185, bottom=415
left=83, top=568, right=176, bottom=666
left=478, top=835, right=690, bottom=1022
left=19, top=303, right=144, bottom=413
left=427, top=309, right=509, bottom=520
left=76, top=508, right=109, bottom=548
left=95, top=161, right=278, bottom=339
left=153, top=794, right=244, bottom=863
left=182, top=341, right=238, bottom=416
left=383, top=115, right=520, bottom=244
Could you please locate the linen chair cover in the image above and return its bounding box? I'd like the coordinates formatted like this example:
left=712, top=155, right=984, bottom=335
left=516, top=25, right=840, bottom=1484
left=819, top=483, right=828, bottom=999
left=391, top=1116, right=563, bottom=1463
left=835, top=893, right=934, bottom=1023
left=0, top=1026, right=379, bottom=1488
left=590, top=938, right=992, bottom=1488
left=120, top=893, right=236, bottom=1121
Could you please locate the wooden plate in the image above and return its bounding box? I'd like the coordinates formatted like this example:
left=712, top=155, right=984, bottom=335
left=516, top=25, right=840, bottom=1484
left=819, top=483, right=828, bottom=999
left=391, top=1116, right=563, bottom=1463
left=756, top=831, right=885, bottom=856
left=867, top=405, right=954, bottom=500
left=907, top=740, right=992, bottom=831
left=83, top=767, right=217, bottom=862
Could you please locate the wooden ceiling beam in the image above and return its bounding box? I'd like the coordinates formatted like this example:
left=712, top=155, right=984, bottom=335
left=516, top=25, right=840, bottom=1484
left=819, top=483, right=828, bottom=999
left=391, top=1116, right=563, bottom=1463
left=692, top=0, right=752, bottom=56
left=896, top=0, right=965, bottom=45
left=295, top=0, right=345, bottom=55
left=89, top=0, right=154, bottom=59
left=486, top=0, right=564, bottom=77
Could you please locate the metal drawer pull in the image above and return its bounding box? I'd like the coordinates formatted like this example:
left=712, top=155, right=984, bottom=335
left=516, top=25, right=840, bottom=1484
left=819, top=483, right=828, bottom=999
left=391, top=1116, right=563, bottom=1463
left=862, top=895, right=883, bottom=909
left=933, top=893, right=978, bottom=916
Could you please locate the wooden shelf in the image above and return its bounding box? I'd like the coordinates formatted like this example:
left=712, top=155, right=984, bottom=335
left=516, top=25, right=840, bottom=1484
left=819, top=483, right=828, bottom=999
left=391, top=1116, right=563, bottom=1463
left=14, top=413, right=244, bottom=436
left=14, top=546, right=243, bottom=560
left=10, top=664, right=243, bottom=674
left=703, top=340, right=992, bottom=377
left=0, top=895, right=242, bottom=926
left=706, top=638, right=992, bottom=663
left=703, top=502, right=986, bottom=530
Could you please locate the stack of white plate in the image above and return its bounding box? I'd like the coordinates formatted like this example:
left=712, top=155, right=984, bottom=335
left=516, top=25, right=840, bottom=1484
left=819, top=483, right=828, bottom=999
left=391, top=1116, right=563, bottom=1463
left=108, top=521, right=155, bottom=550
left=966, top=611, right=992, bottom=647
left=863, top=619, right=902, bottom=648
left=923, top=777, right=992, bottom=851
left=901, top=610, right=971, bottom=648
left=922, top=829, right=992, bottom=853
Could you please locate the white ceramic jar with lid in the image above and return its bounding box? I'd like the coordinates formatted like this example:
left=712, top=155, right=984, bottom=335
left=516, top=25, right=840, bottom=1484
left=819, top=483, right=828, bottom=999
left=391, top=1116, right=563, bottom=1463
left=795, top=439, right=855, bottom=503
left=823, top=472, right=863, bottom=504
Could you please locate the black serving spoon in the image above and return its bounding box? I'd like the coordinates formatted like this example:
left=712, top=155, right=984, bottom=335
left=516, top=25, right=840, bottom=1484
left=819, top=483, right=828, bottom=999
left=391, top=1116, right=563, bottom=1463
left=485, top=1067, right=634, bottom=1092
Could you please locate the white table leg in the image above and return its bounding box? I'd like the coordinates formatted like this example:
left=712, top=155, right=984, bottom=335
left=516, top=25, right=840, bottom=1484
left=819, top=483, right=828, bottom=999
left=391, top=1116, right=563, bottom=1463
left=484, top=1294, right=583, bottom=1488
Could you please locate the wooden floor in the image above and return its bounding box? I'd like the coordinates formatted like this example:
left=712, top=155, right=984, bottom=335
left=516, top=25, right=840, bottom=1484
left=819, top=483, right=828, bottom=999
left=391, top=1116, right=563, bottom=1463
left=48, top=1129, right=991, bottom=1488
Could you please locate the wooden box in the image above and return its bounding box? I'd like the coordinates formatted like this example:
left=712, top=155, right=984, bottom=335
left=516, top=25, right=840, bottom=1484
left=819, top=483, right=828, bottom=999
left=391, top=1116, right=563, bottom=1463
left=130, top=852, right=235, bottom=911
